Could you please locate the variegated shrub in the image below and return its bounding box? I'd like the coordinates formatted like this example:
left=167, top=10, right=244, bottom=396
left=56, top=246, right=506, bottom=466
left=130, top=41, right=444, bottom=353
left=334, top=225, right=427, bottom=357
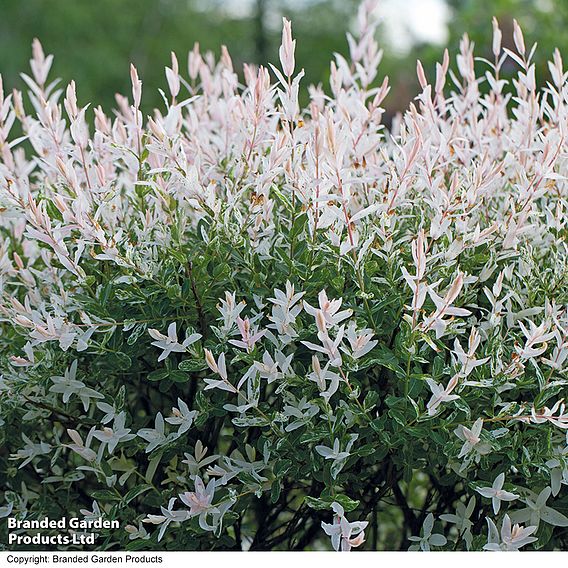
left=0, top=0, right=567, bottom=552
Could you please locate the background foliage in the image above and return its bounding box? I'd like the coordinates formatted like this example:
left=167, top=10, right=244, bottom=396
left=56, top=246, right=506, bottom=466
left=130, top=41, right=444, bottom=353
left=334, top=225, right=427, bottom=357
left=2, top=0, right=568, bottom=119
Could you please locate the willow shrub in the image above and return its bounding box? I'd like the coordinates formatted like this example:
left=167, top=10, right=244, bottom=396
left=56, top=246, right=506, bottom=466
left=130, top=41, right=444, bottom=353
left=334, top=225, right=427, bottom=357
left=0, top=0, right=568, bottom=552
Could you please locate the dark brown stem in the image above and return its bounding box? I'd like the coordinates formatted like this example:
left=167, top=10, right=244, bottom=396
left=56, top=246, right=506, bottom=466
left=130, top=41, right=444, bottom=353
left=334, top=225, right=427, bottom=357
left=186, top=260, right=207, bottom=339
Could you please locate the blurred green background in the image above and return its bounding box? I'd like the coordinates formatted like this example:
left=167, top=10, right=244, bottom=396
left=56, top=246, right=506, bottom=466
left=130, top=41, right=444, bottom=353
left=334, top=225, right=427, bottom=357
left=0, top=0, right=566, bottom=120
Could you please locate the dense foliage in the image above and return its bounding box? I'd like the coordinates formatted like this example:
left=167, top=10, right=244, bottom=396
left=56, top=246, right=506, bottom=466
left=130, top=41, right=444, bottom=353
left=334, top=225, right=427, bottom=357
left=0, top=0, right=568, bottom=551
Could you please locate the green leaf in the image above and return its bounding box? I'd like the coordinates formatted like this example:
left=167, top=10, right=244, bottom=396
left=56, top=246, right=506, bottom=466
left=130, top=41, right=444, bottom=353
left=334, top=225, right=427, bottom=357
left=90, top=490, right=121, bottom=503
left=331, top=458, right=346, bottom=479
left=304, top=494, right=360, bottom=512
left=123, top=484, right=152, bottom=504
left=169, top=370, right=190, bottom=383
left=232, top=416, right=269, bottom=428
left=304, top=496, right=329, bottom=510
left=274, top=459, right=293, bottom=478
left=179, top=359, right=208, bottom=372
left=534, top=522, right=553, bottom=549
left=113, top=352, right=132, bottom=370
left=147, top=370, right=169, bottom=382
left=145, top=454, right=162, bottom=484
left=168, top=248, right=188, bottom=265
left=270, top=481, right=282, bottom=504
left=534, top=385, right=563, bottom=409
left=363, top=391, right=379, bottom=411
left=333, top=494, right=360, bottom=512
left=359, top=345, right=403, bottom=375
left=127, top=324, right=147, bottom=346
left=147, top=369, right=188, bottom=383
